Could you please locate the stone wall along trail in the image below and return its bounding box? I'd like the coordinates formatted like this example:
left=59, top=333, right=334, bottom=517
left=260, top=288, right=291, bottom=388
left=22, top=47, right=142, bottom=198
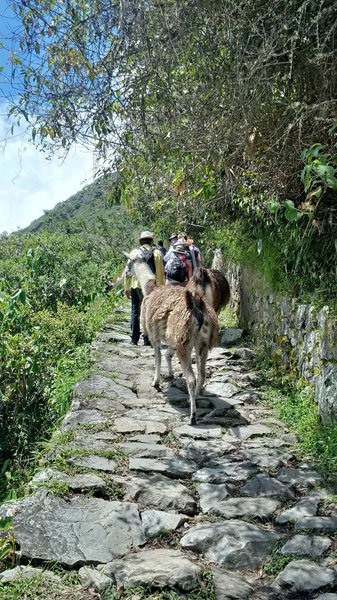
left=1, top=307, right=337, bottom=599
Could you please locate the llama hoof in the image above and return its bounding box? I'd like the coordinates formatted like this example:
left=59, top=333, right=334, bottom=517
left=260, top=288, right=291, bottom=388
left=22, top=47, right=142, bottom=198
left=152, top=381, right=161, bottom=390
left=163, top=373, right=174, bottom=381
left=189, top=415, right=197, bottom=426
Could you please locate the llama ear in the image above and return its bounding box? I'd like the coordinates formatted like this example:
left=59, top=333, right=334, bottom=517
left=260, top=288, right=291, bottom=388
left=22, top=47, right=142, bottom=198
left=123, top=251, right=132, bottom=260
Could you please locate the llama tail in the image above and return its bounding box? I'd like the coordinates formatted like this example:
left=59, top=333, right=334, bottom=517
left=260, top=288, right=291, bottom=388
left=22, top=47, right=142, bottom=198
left=185, top=290, right=204, bottom=330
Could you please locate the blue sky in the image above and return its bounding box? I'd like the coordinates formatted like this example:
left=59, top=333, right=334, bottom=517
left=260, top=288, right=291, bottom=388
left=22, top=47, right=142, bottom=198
left=0, top=0, right=95, bottom=233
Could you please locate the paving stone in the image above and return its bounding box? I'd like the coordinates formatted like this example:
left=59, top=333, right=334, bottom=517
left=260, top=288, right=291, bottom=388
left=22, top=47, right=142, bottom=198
left=72, top=431, right=118, bottom=451
left=179, top=438, right=238, bottom=463
left=180, top=520, right=281, bottom=569
left=129, top=457, right=197, bottom=479
left=73, top=374, right=138, bottom=403
left=31, top=469, right=107, bottom=492
left=192, top=460, right=257, bottom=484
left=241, top=473, right=295, bottom=499
left=316, top=595, right=337, bottom=600
left=0, top=566, right=62, bottom=583
left=118, top=442, right=175, bottom=458
left=277, top=467, right=322, bottom=488
left=219, top=328, right=243, bottom=345
left=141, top=509, right=187, bottom=537
left=197, top=483, right=235, bottom=513
left=276, top=497, right=319, bottom=524
left=102, top=549, right=201, bottom=591
left=230, top=424, right=275, bottom=440
left=114, top=417, right=167, bottom=434
left=116, top=474, right=197, bottom=515
left=60, top=410, right=108, bottom=431
left=71, top=396, right=125, bottom=413
left=281, top=534, right=332, bottom=557
left=294, top=516, right=337, bottom=531
left=128, top=434, right=162, bottom=443
left=173, top=423, right=223, bottom=439
left=211, top=566, right=254, bottom=599
left=79, top=566, right=113, bottom=594
left=213, top=497, right=280, bottom=519
left=67, top=455, right=117, bottom=472
left=12, top=490, right=145, bottom=566
left=242, top=447, right=292, bottom=468
left=205, top=382, right=240, bottom=397
left=274, top=559, right=335, bottom=593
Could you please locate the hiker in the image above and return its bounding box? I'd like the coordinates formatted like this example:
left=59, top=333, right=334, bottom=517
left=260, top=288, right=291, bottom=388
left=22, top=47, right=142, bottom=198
left=124, top=231, right=165, bottom=345
left=187, top=237, right=202, bottom=270
left=165, top=242, right=192, bottom=286
left=157, top=240, right=167, bottom=257
left=163, top=233, right=178, bottom=264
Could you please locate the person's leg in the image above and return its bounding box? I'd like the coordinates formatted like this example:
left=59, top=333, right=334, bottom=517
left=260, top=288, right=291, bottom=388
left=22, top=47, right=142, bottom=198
left=130, top=287, right=141, bottom=344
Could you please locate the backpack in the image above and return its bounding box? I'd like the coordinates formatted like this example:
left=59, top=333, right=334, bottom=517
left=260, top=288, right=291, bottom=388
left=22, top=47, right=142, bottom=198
left=166, top=253, right=187, bottom=282
left=139, top=246, right=156, bottom=274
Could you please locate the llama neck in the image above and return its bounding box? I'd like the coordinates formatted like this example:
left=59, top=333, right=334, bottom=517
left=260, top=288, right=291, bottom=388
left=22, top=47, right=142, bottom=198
left=133, top=262, right=156, bottom=296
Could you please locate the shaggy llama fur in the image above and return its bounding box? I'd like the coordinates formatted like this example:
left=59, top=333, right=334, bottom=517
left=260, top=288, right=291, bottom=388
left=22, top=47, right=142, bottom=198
left=125, top=255, right=218, bottom=424
left=189, top=266, right=230, bottom=313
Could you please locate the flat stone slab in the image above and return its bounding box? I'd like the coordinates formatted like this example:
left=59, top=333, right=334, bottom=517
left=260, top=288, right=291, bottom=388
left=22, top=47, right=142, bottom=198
left=281, top=534, right=332, bottom=558
left=242, top=447, right=292, bottom=469
left=316, top=595, right=337, bottom=600
left=129, top=457, right=197, bottom=479
left=211, top=566, right=254, bottom=600
left=205, top=382, right=239, bottom=397
left=73, top=375, right=137, bottom=403
left=180, top=438, right=238, bottom=463
left=230, top=424, right=275, bottom=440
left=0, top=566, right=62, bottom=583
left=12, top=490, right=145, bottom=566
left=141, top=509, right=187, bottom=537
left=274, top=559, right=335, bottom=593
left=73, top=431, right=118, bottom=451
left=60, top=409, right=107, bottom=431
left=213, top=497, right=280, bottom=519
left=118, top=442, right=175, bottom=459
left=180, top=520, right=281, bottom=569
left=192, top=460, right=257, bottom=484
left=277, top=467, right=322, bottom=488
left=31, top=469, right=107, bottom=493
left=197, top=483, right=235, bottom=513
left=114, top=417, right=167, bottom=434
left=79, top=566, right=112, bottom=595
left=68, top=455, right=117, bottom=472
left=294, top=516, right=337, bottom=531
left=116, top=474, right=197, bottom=515
left=72, top=396, right=125, bottom=413
left=240, top=473, right=295, bottom=499
left=173, top=424, right=223, bottom=439
left=276, top=497, right=319, bottom=524
left=219, top=328, right=243, bottom=345
left=102, top=549, right=201, bottom=591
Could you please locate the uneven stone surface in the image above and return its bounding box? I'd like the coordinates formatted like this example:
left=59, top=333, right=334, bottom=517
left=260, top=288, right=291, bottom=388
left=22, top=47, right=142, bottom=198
left=2, top=308, right=336, bottom=600
left=180, top=520, right=281, bottom=568
left=141, top=509, right=187, bottom=537
left=213, top=497, right=280, bottom=519
left=13, top=490, right=145, bottom=566
left=102, top=549, right=202, bottom=591
left=281, top=534, right=332, bottom=558
left=211, top=566, right=254, bottom=600
left=274, top=559, right=335, bottom=593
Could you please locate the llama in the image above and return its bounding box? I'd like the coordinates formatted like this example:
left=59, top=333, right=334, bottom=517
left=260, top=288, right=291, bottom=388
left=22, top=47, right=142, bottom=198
left=189, top=266, right=230, bottom=313
left=123, top=252, right=218, bottom=424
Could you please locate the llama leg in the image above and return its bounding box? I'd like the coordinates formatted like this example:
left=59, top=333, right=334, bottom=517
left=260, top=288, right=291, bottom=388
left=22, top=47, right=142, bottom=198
left=177, top=346, right=197, bottom=425
left=195, top=343, right=208, bottom=397
left=165, top=346, right=175, bottom=379
left=152, top=341, right=162, bottom=389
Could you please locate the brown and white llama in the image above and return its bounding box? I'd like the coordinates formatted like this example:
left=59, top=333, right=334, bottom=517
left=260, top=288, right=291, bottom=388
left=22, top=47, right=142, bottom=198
left=123, top=252, right=218, bottom=424
left=189, top=266, right=230, bottom=313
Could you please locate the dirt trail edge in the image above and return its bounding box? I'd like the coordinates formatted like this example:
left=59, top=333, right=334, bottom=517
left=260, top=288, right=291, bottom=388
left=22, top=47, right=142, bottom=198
left=1, top=307, right=337, bottom=600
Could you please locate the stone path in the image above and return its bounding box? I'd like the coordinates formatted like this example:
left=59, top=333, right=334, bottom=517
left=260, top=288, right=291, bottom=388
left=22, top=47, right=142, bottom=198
left=1, top=307, right=337, bottom=599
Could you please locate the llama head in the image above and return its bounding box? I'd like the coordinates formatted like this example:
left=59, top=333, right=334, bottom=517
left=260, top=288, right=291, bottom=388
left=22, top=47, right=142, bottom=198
left=122, top=251, right=155, bottom=282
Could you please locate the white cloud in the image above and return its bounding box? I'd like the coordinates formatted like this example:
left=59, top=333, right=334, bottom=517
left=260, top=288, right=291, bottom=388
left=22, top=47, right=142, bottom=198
left=0, top=106, right=96, bottom=233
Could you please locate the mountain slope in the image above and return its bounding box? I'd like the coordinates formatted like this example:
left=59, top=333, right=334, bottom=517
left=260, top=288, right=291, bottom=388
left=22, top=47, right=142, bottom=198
left=21, top=174, right=120, bottom=234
